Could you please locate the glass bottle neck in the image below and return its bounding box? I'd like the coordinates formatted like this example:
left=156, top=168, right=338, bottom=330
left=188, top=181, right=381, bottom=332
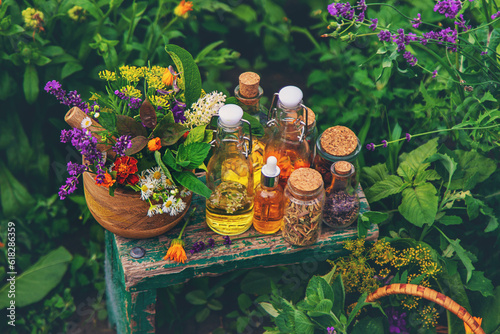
left=235, top=85, right=263, bottom=115
left=330, top=173, right=354, bottom=192
left=216, top=121, right=244, bottom=151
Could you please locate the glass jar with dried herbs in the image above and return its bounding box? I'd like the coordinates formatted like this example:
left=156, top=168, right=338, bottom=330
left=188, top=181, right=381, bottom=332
left=313, top=125, right=361, bottom=188
left=282, top=168, right=325, bottom=246
left=323, top=161, right=360, bottom=230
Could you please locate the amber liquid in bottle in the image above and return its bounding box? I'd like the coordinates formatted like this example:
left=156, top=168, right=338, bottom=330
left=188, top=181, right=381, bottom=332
left=253, top=184, right=284, bottom=234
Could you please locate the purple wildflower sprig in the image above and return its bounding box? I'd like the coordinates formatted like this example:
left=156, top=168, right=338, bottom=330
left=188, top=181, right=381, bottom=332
left=45, top=80, right=91, bottom=114
left=366, top=123, right=500, bottom=152
left=112, top=135, right=132, bottom=156
left=189, top=234, right=266, bottom=255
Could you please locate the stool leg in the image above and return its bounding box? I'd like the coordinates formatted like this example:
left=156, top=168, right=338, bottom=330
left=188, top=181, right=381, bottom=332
left=105, top=231, right=157, bottom=333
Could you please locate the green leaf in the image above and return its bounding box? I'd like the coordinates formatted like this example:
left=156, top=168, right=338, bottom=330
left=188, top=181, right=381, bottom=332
left=61, top=62, right=83, bottom=79
left=397, top=138, right=439, bottom=182
left=165, top=44, right=202, bottom=109
left=194, top=40, right=224, bottom=62
left=154, top=150, right=174, bottom=184
left=232, top=4, right=257, bottom=23
left=34, top=55, right=51, bottom=67
left=438, top=215, right=462, bottom=226
left=151, top=114, right=187, bottom=145
left=478, top=286, right=500, bottom=333
left=360, top=163, right=389, bottom=186
left=23, top=65, right=38, bottom=104
left=331, top=273, right=345, bottom=317
left=426, top=153, right=457, bottom=188
left=238, top=294, right=253, bottom=312
left=0, top=161, right=36, bottom=217
left=98, top=111, right=116, bottom=132
left=351, top=316, right=385, bottom=334
left=172, top=171, right=212, bottom=199
left=176, top=142, right=211, bottom=170
left=485, top=216, right=499, bottom=233
left=436, top=228, right=475, bottom=283
left=0, top=246, right=72, bottom=308
left=365, top=175, right=405, bottom=203
left=240, top=269, right=282, bottom=295
left=361, top=211, right=389, bottom=224
left=139, top=99, right=157, bottom=129
left=126, top=136, right=148, bottom=155
left=185, top=125, right=207, bottom=145
left=480, top=91, right=497, bottom=103
left=465, top=195, right=484, bottom=220
left=237, top=316, right=250, bottom=332
left=242, top=112, right=265, bottom=138
left=195, top=307, right=210, bottom=323
left=449, top=150, right=496, bottom=190
left=116, top=115, right=147, bottom=137
left=207, top=299, right=223, bottom=311
left=260, top=302, right=279, bottom=318
left=466, top=271, right=494, bottom=298
left=399, top=183, right=438, bottom=227
left=162, top=149, right=180, bottom=171
left=294, top=310, right=314, bottom=334
left=186, top=290, right=207, bottom=305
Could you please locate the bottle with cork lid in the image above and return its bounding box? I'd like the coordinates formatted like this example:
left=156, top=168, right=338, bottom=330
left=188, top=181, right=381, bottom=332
left=264, top=86, right=311, bottom=189
left=206, top=104, right=255, bottom=236
left=313, top=125, right=361, bottom=188
left=252, top=156, right=285, bottom=234
left=282, top=168, right=325, bottom=246
left=234, top=72, right=268, bottom=189
left=300, top=106, right=318, bottom=165
left=322, top=161, right=360, bottom=230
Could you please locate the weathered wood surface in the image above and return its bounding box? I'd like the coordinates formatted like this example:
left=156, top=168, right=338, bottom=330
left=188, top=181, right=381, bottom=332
left=83, top=172, right=192, bottom=239
left=111, top=184, right=378, bottom=292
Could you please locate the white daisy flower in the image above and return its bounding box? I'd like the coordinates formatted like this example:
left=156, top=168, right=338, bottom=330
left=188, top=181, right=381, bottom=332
left=139, top=178, right=155, bottom=201
left=162, top=195, right=176, bottom=214
left=148, top=167, right=167, bottom=189
left=169, top=198, right=186, bottom=216
left=147, top=204, right=163, bottom=217
left=81, top=116, right=92, bottom=129
left=108, top=162, right=115, bottom=173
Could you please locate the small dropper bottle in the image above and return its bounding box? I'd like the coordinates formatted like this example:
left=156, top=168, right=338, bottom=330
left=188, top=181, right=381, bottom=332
left=252, top=156, right=285, bottom=234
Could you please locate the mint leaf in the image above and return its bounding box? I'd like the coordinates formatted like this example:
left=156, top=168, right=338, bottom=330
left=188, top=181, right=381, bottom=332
left=162, top=149, right=180, bottom=171
left=165, top=44, right=202, bottom=109
left=449, top=150, right=496, bottom=190
left=294, top=310, right=314, bottom=334
left=361, top=163, right=389, bottom=186
left=176, top=142, right=211, bottom=170
left=399, top=183, right=438, bottom=227
left=365, top=175, right=406, bottom=203
left=185, top=125, right=207, bottom=145
left=465, top=195, right=484, bottom=220
left=172, top=171, right=212, bottom=198
left=398, top=138, right=439, bottom=182
left=426, top=153, right=457, bottom=188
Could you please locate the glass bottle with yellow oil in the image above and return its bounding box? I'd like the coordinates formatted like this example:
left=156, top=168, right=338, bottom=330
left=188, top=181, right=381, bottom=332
left=206, top=104, right=255, bottom=235
left=234, top=72, right=268, bottom=188
left=253, top=156, right=284, bottom=234
left=264, top=86, right=311, bottom=189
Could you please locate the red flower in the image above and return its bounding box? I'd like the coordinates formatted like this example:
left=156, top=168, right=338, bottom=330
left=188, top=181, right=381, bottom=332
left=113, top=156, right=139, bottom=185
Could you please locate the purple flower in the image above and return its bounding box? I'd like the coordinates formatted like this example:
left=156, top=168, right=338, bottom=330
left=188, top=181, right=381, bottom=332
left=406, top=133, right=411, bottom=142
left=44, top=80, right=62, bottom=93
left=223, top=235, right=232, bottom=246
left=492, top=11, right=500, bottom=20
left=481, top=51, right=488, bottom=56
left=171, top=99, right=187, bottom=124
left=382, top=140, right=388, bottom=148
left=403, top=51, right=418, bottom=66
left=434, top=0, right=462, bottom=19
left=58, top=176, right=79, bottom=200
left=327, top=2, right=355, bottom=20
left=45, top=80, right=89, bottom=113
left=378, top=30, right=392, bottom=42
left=432, top=70, right=438, bottom=78
left=67, top=162, right=87, bottom=176
left=113, top=135, right=132, bottom=156
left=369, top=18, right=378, bottom=31
left=366, top=143, right=376, bottom=151
left=386, top=308, right=409, bottom=334
left=392, top=29, right=417, bottom=52
left=207, top=238, right=215, bottom=248
left=411, top=13, right=422, bottom=28
left=128, top=97, right=142, bottom=110
left=455, top=14, right=471, bottom=31
left=327, top=327, right=337, bottom=334
left=114, top=90, right=126, bottom=100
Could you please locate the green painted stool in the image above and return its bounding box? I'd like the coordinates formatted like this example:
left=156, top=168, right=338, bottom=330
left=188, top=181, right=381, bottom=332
left=104, top=186, right=378, bottom=334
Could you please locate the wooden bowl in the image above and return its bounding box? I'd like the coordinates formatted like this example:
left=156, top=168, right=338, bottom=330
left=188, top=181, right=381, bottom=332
left=83, top=172, right=192, bottom=239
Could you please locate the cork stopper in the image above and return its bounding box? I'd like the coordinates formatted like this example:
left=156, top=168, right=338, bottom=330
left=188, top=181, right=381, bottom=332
left=239, top=72, right=260, bottom=98
left=320, top=126, right=358, bottom=156
left=299, top=107, right=316, bottom=126
left=288, top=168, right=323, bottom=193
left=334, top=161, right=352, bottom=175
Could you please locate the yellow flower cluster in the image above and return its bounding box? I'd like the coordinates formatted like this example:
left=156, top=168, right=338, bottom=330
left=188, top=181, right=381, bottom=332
left=119, top=65, right=143, bottom=83
left=120, top=85, right=142, bottom=98
left=143, top=66, right=167, bottom=91
left=22, top=8, right=43, bottom=29
left=420, top=306, right=439, bottom=328
left=68, top=6, right=87, bottom=22
left=149, top=95, right=170, bottom=109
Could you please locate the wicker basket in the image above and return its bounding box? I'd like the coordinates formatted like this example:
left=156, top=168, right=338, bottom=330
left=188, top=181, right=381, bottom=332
left=365, top=283, right=484, bottom=334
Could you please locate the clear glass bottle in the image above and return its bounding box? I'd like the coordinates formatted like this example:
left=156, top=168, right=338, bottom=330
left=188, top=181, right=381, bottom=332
left=264, top=86, right=311, bottom=189
left=323, top=161, right=360, bottom=229
left=253, top=156, right=284, bottom=234
left=282, top=168, right=325, bottom=246
left=206, top=104, right=255, bottom=236
left=235, top=72, right=268, bottom=188
left=313, top=125, right=361, bottom=188
left=301, top=107, right=318, bottom=165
